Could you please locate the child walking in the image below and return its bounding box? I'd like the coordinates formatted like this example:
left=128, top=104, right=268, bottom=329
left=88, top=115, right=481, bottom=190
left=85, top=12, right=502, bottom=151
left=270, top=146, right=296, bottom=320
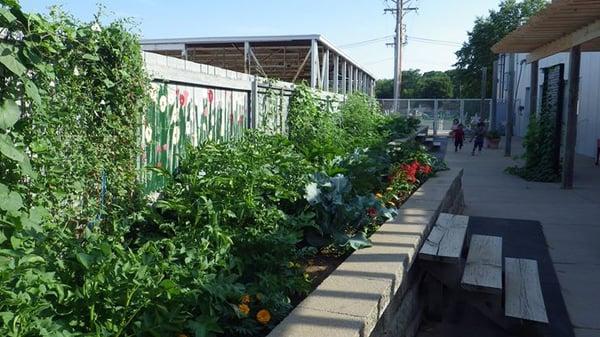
left=454, top=123, right=464, bottom=152
left=471, top=122, right=486, bottom=156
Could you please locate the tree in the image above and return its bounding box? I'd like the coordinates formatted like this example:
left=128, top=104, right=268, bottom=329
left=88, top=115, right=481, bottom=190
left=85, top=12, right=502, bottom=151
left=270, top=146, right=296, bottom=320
left=375, top=79, right=393, bottom=99
left=375, top=69, right=421, bottom=99
left=454, top=0, right=547, bottom=98
left=416, top=71, right=453, bottom=98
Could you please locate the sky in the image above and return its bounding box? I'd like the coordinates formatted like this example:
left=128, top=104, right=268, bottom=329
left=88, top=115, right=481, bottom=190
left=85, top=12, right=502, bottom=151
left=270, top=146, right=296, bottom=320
left=20, top=0, right=502, bottom=79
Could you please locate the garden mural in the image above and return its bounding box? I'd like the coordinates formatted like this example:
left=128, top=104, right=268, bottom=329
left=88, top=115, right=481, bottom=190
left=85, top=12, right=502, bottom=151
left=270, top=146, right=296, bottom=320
left=140, top=82, right=249, bottom=191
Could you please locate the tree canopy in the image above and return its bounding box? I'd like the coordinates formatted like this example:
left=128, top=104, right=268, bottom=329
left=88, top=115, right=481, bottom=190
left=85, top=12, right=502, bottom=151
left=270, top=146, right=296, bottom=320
left=375, top=69, right=452, bottom=99
left=453, top=0, right=548, bottom=97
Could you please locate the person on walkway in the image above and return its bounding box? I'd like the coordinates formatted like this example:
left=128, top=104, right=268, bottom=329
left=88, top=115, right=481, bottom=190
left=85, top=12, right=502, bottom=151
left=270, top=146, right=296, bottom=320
left=450, top=118, right=459, bottom=136
left=470, top=122, right=486, bottom=156
left=454, top=123, right=465, bottom=152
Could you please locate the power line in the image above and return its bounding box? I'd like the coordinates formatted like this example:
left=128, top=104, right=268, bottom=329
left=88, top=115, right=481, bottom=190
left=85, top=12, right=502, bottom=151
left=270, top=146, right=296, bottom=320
left=339, top=35, right=461, bottom=50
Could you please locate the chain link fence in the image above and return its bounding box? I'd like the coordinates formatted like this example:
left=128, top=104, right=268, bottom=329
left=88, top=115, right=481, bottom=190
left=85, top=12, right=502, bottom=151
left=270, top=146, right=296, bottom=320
left=379, top=99, right=492, bottom=135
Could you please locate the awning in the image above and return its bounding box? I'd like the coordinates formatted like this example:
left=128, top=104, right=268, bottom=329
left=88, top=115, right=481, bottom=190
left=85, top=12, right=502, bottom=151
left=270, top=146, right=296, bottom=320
left=491, top=0, right=600, bottom=62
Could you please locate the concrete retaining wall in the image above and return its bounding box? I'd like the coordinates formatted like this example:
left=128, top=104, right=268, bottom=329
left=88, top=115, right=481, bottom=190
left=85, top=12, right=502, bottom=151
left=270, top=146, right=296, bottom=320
left=267, top=168, right=464, bottom=337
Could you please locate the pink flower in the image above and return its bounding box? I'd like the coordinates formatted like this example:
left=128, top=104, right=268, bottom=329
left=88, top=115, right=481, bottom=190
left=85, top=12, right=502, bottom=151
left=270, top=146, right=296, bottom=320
left=179, top=90, right=189, bottom=106
left=162, top=144, right=168, bottom=151
left=238, top=114, right=244, bottom=125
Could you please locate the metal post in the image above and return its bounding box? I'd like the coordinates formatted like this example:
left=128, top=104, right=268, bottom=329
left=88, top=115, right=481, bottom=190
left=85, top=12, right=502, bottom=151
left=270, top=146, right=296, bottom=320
left=460, top=99, right=465, bottom=125
left=491, top=60, right=498, bottom=130
left=505, top=53, right=515, bottom=157
left=480, top=66, right=487, bottom=120
left=310, top=39, right=319, bottom=89
left=333, top=55, right=339, bottom=93
left=407, top=99, right=411, bottom=117
left=348, top=65, right=353, bottom=94
left=562, top=45, right=581, bottom=189
left=433, top=99, right=439, bottom=136
left=244, top=42, right=251, bottom=74
left=342, top=61, right=347, bottom=95
left=530, top=60, right=539, bottom=117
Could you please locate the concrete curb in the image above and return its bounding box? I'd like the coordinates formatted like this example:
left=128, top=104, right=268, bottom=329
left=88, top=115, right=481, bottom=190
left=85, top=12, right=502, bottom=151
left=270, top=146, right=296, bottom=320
left=268, top=168, right=464, bottom=337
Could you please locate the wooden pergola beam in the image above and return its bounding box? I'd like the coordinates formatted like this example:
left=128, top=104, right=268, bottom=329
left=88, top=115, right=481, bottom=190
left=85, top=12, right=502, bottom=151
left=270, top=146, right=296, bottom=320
left=526, top=19, right=600, bottom=62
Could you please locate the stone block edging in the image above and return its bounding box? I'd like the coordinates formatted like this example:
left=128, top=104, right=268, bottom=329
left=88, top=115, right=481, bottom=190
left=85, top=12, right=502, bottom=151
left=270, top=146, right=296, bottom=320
left=267, top=168, right=464, bottom=337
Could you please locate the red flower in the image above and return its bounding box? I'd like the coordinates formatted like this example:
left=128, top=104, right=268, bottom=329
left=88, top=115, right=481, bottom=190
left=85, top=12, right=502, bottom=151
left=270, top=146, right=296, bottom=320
left=419, top=164, right=432, bottom=175
left=179, top=90, right=189, bottom=106
left=208, top=89, right=214, bottom=104
left=367, top=207, right=378, bottom=218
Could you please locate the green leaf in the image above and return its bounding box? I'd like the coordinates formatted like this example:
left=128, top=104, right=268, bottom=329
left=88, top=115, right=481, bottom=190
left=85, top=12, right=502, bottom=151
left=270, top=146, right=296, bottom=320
left=0, top=9, right=17, bottom=23
left=18, top=254, right=45, bottom=265
left=0, top=99, right=20, bottom=129
left=19, top=155, right=37, bottom=178
left=0, top=190, right=23, bottom=212
left=103, top=78, right=115, bottom=88
left=82, top=53, right=99, bottom=61
left=0, top=48, right=26, bottom=76
left=75, top=252, right=94, bottom=269
left=347, top=232, right=372, bottom=250
left=0, top=231, right=6, bottom=244
left=24, top=80, right=41, bottom=106
left=0, top=312, right=14, bottom=324
left=0, top=134, right=25, bottom=162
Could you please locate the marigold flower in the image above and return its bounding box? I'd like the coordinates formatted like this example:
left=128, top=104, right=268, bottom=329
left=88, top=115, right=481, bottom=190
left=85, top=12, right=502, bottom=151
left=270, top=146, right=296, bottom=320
left=256, top=309, right=271, bottom=325
left=241, top=294, right=251, bottom=304
left=238, top=304, right=250, bottom=316
left=375, top=193, right=383, bottom=199
left=386, top=187, right=393, bottom=191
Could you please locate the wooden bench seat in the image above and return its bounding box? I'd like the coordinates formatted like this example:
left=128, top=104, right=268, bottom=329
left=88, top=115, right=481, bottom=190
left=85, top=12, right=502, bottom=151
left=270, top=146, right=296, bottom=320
left=419, top=213, right=469, bottom=263
left=461, top=235, right=503, bottom=294
left=505, top=258, right=549, bottom=323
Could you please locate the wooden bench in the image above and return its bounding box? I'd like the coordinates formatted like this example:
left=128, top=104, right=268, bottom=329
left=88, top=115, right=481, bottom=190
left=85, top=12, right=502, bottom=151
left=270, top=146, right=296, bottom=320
left=461, top=235, right=503, bottom=294
left=419, top=213, right=469, bottom=263
left=505, top=258, right=549, bottom=323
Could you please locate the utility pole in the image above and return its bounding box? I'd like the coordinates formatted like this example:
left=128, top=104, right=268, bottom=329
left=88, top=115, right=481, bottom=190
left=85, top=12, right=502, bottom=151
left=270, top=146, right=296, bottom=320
left=505, top=53, right=515, bottom=157
left=385, top=1, right=417, bottom=113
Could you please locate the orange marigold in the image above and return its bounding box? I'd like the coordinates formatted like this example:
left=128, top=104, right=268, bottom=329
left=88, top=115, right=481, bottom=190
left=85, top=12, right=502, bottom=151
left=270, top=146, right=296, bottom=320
left=238, top=304, right=250, bottom=316
left=241, top=294, right=251, bottom=304
left=256, top=309, right=271, bottom=325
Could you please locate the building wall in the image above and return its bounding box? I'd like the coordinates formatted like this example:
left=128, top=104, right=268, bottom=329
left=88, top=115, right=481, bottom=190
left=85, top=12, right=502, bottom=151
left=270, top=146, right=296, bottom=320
left=497, top=52, right=600, bottom=158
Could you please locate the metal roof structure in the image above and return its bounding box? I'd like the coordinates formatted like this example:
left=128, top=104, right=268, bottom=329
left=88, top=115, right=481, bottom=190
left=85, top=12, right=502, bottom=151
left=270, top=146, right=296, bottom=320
left=491, top=0, right=600, bottom=62
left=141, top=34, right=376, bottom=95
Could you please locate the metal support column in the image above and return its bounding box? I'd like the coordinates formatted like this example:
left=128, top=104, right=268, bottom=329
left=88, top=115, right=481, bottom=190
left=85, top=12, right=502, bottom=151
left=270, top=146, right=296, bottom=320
left=333, top=55, right=339, bottom=93
left=562, top=45, right=581, bottom=189
left=505, top=53, right=515, bottom=157
left=342, top=61, right=347, bottom=95
left=244, top=42, right=251, bottom=74
left=310, top=39, right=319, bottom=89
left=433, top=100, right=439, bottom=136
left=491, top=60, right=498, bottom=130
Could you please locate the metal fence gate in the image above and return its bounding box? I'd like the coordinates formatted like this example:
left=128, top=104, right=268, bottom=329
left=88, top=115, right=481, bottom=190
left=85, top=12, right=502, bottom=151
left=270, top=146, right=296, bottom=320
left=378, top=99, right=492, bottom=135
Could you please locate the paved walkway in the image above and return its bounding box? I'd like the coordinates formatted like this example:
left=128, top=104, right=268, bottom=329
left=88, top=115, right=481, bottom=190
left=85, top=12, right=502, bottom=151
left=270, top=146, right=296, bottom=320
left=445, top=137, right=600, bottom=337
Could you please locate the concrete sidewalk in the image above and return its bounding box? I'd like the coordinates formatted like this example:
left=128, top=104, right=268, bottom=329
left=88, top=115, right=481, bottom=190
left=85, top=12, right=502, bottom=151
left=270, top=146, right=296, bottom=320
left=445, top=138, right=600, bottom=337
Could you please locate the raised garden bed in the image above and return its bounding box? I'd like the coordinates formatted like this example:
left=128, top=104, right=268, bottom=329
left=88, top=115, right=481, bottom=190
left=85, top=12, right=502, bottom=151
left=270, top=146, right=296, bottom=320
left=268, top=168, right=464, bottom=337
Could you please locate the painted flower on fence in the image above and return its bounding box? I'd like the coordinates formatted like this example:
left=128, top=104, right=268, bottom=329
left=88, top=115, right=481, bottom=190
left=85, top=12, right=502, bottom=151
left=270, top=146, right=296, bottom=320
left=144, top=126, right=152, bottom=143
left=208, top=89, right=214, bottom=104
left=159, top=96, right=167, bottom=113
left=172, top=126, right=180, bottom=145
left=179, top=90, right=189, bottom=106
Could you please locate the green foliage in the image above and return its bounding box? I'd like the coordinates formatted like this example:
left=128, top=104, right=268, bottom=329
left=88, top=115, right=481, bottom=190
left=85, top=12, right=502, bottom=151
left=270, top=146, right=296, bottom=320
left=303, top=173, right=395, bottom=250
left=415, top=71, right=454, bottom=98
left=287, top=84, right=346, bottom=164
left=0, top=3, right=443, bottom=337
left=454, top=0, right=548, bottom=97
left=375, top=69, right=452, bottom=99
left=506, top=109, right=560, bottom=182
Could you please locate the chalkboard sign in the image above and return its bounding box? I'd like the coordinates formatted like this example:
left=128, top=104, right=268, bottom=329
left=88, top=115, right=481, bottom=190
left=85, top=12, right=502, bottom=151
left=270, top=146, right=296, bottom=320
left=541, top=64, right=564, bottom=175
